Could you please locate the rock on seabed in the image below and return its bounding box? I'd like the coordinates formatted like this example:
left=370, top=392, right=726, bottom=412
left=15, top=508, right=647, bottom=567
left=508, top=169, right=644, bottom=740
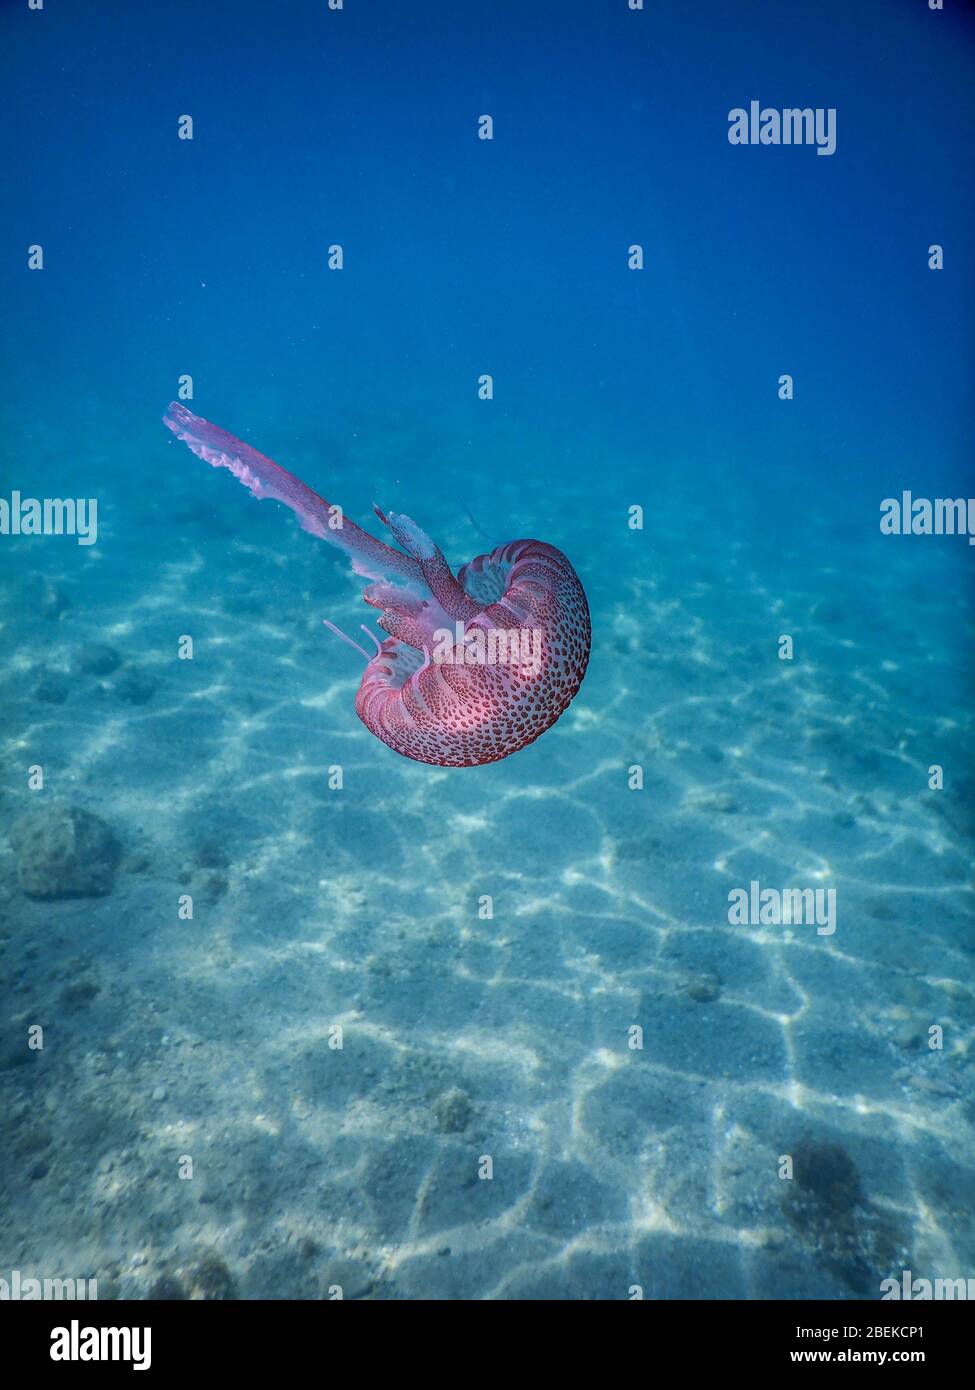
left=10, top=802, right=120, bottom=899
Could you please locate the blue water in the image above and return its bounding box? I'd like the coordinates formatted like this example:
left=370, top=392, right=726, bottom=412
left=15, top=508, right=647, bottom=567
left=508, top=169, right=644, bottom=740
left=1, top=0, right=973, bottom=1300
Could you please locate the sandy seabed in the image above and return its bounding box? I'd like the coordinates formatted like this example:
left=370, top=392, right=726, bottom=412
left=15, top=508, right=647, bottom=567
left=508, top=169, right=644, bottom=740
left=2, top=428, right=973, bottom=1300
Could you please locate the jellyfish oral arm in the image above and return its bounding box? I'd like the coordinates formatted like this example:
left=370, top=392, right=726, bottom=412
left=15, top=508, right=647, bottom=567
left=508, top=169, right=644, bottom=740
left=383, top=511, right=483, bottom=622
left=162, top=402, right=420, bottom=585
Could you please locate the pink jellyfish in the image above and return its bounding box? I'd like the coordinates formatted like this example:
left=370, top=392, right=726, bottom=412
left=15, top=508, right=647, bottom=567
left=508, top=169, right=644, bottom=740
left=163, top=403, right=590, bottom=766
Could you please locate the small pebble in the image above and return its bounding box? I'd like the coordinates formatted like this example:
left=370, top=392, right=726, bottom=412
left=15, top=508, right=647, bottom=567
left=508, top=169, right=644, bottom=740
left=686, top=971, right=722, bottom=1004
left=894, top=1021, right=923, bottom=1050
left=76, top=643, right=122, bottom=676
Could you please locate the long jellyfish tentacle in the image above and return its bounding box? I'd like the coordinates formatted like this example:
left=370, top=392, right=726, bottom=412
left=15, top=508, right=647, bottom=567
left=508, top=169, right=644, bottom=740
left=360, top=625, right=385, bottom=658
left=322, top=619, right=371, bottom=663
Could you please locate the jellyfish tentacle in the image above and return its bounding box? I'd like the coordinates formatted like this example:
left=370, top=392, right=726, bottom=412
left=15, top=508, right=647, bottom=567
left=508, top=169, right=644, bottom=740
left=322, top=619, right=371, bottom=663
left=360, top=624, right=385, bottom=658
